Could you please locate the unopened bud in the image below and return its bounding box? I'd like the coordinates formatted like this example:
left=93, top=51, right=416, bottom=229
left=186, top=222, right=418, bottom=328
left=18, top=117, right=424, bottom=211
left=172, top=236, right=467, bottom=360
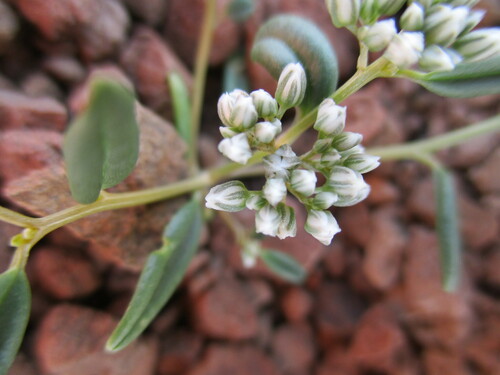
left=218, top=133, right=252, bottom=164
left=219, top=126, right=238, bottom=138
left=378, top=0, right=406, bottom=16
left=205, top=181, right=249, bottom=212
left=359, top=19, right=397, bottom=52
left=313, top=98, right=347, bottom=135
left=400, top=3, right=425, bottom=31
left=275, top=63, right=307, bottom=109
left=246, top=192, right=267, bottom=211
left=312, top=191, right=339, bottom=209
left=241, top=240, right=260, bottom=268
left=449, top=0, right=478, bottom=7
left=461, top=9, right=485, bottom=35
left=325, top=0, right=361, bottom=28
left=313, top=138, right=332, bottom=153
left=263, top=178, right=287, bottom=206
left=333, top=182, right=370, bottom=207
left=230, top=95, right=258, bottom=129
left=425, top=5, right=469, bottom=46
left=360, top=0, right=379, bottom=24
left=344, top=153, right=380, bottom=173
left=305, top=210, right=341, bottom=246
left=254, top=119, right=282, bottom=143
left=320, top=149, right=342, bottom=167
left=255, top=205, right=280, bottom=237
left=276, top=203, right=297, bottom=239
left=290, top=169, right=317, bottom=197
left=250, top=89, right=278, bottom=118
left=384, top=31, right=424, bottom=68
left=454, top=27, right=500, bottom=62
left=217, top=89, right=248, bottom=126
left=263, top=145, right=300, bottom=179
left=419, top=45, right=458, bottom=72
left=328, top=166, right=366, bottom=196
left=332, top=132, right=363, bottom=151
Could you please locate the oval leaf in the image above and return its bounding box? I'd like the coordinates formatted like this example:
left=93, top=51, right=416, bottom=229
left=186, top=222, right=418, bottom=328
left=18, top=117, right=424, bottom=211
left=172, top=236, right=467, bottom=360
left=0, top=269, right=31, bottom=375
left=260, top=249, right=306, bottom=284
left=227, top=0, right=255, bottom=22
left=106, top=198, right=203, bottom=352
left=251, top=14, right=339, bottom=112
left=64, top=79, right=139, bottom=204
left=223, top=53, right=250, bottom=93
left=433, top=167, right=461, bottom=292
left=167, top=72, right=192, bottom=146
left=408, top=56, right=500, bottom=98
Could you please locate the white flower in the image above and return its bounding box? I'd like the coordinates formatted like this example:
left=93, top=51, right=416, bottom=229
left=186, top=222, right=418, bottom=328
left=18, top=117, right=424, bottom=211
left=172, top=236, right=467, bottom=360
left=419, top=45, right=458, bottom=72
left=320, top=149, right=342, bottom=167
left=276, top=204, right=297, bottom=239
left=424, top=5, right=469, bottom=46
left=344, top=153, right=380, bottom=173
left=290, top=169, right=317, bottom=197
left=219, top=126, right=238, bottom=138
left=377, top=0, right=406, bottom=16
left=245, top=193, right=267, bottom=211
left=263, top=145, right=300, bottom=179
left=205, top=181, right=248, bottom=212
left=229, top=96, right=258, bottom=129
left=359, top=19, right=397, bottom=52
left=328, top=166, right=367, bottom=196
left=333, top=182, right=370, bottom=207
left=312, top=191, right=339, bottom=209
left=313, top=98, right=346, bottom=135
left=217, top=89, right=248, bottom=127
left=332, top=132, right=363, bottom=151
left=325, top=0, right=360, bottom=28
left=400, top=2, right=425, bottom=31
left=218, top=133, right=252, bottom=164
left=384, top=31, right=424, bottom=68
left=241, top=240, right=261, bottom=268
left=255, top=205, right=281, bottom=236
left=263, top=178, right=287, bottom=206
left=462, top=9, right=485, bottom=35
left=454, top=27, right=500, bottom=62
left=254, top=119, right=282, bottom=143
left=250, top=89, right=278, bottom=118
left=305, top=210, right=341, bottom=246
left=275, top=63, right=307, bottom=109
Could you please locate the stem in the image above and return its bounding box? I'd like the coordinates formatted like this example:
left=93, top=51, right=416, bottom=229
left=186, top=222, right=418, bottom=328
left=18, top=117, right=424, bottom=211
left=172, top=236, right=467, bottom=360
left=190, top=0, right=217, bottom=172
left=0, top=206, right=38, bottom=228
left=368, top=114, right=500, bottom=161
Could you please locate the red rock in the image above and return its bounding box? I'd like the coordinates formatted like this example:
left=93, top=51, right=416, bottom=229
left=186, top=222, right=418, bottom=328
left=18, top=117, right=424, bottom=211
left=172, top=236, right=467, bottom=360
left=363, top=207, right=406, bottom=291
left=7, top=352, right=37, bottom=375
left=165, top=0, right=241, bottom=67
left=43, top=55, right=86, bottom=84
left=30, top=245, right=100, bottom=299
left=157, top=329, right=203, bottom=375
left=423, top=348, right=471, bottom=375
left=483, top=249, right=500, bottom=288
left=280, top=287, right=313, bottom=323
left=465, top=331, right=500, bottom=375
left=35, top=304, right=158, bottom=375
left=336, top=202, right=372, bottom=248
left=0, top=89, right=67, bottom=131
left=121, top=27, right=193, bottom=118
left=365, top=174, right=400, bottom=206
left=189, top=344, right=280, bottom=375
left=0, top=2, right=19, bottom=53
left=15, top=0, right=129, bottom=61
left=247, top=278, right=274, bottom=308
left=271, top=324, right=316, bottom=375
left=322, top=239, right=347, bottom=278
left=444, top=133, right=499, bottom=168
left=468, top=146, right=500, bottom=195
left=20, top=72, right=63, bottom=99
left=121, top=0, right=167, bottom=26
left=191, top=276, right=259, bottom=340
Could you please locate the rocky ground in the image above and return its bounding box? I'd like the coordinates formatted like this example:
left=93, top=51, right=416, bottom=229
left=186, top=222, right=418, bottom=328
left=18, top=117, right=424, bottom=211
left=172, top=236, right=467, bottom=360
left=0, top=0, right=499, bottom=374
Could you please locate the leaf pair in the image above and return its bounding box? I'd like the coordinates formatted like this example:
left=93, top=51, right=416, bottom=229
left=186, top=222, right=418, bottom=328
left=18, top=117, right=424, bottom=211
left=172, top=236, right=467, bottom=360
left=63, top=79, right=140, bottom=204
left=0, top=269, right=31, bottom=375
left=106, top=198, right=203, bottom=352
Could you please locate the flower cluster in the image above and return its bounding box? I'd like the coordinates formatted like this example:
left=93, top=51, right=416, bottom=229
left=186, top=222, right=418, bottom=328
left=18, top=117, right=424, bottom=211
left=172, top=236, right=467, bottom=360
left=326, top=0, right=500, bottom=71
left=206, top=63, right=380, bottom=247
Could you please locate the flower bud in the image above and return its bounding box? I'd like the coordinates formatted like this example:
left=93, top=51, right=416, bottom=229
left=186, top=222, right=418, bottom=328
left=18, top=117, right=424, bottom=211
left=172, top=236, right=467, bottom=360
left=290, top=169, right=317, bottom=197
left=241, top=240, right=260, bottom=268
left=230, top=95, right=258, bottom=129
left=384, top=31, right=424, bottom=68
left=332, top=132, right=363, bottom=151
left=344, top=153, right=380, bottom=173
left=312, top=191, right=339, bottom=209
left=305, top=210, right=341, bottom=246
left=276, top=203, right=297, bottom=239
left=358, top=19, right=397, bottom=52
left=263, top=178, right=287, bottom=206
left=313, top=138, right=332, bottom=153
left=205, top=181, right=249, bottom=212
left=263, top=145, right=300, bottom=179
left=419, top=45, right=459, bottom=72
left=255, top=205, right=280, bottom=236
left=454, top=27, right=500, bottom=62
left=246, top=192, right=267, bottom=211
left=333, top=182, right=370, bottom=207
left=425, top=5, right=469, bottom=46
left=218, top=133, right=252, bottom=164
left=250, top=89, right=278, bottom=118
left=400, top=3, right=425, bottom=31
left=275, top=63, right=307, bottom=109
left=449, top=0, right=478, bottom=7
left=360, top=0, right=378, bottom=24
left=328, top=166, right=366, bottom=196
left=320, top=149, right=342, bottom=167
left=461, top=9, right=485, bottom=35
left=377, top=0, right=406, bottom=16
left=219, top=126, right=238, bottom=138
left=325, top=0, right=360, bottom=28
left=313, top=98, right=347, bottom=135
left=217, top=89, right=248, bottom=126
left=254, top=119, right=282, bottom=143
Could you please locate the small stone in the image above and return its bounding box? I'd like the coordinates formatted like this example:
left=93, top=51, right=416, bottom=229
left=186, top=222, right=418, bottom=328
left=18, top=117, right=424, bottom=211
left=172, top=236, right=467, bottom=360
left=0, top=89, right=67, bottom=131
left=30, top=246, right=100, bottom=299
left=20, top=72, right=63, bottom=100
left=423, top=348, right=470, bottom=375
left=280, top=287, right=313, bottom=323
left=444, top=134, right=500, bottom=168
left=35, top=304, right=158, bottom=375
left=468, top=146, right=500, bottom=195
left=157, top=329, right=203, bottom=375
left=121, top=0, right=167, bottom=26
left=271, top=324, right=316, bottom=375
left=43, top=55, right=86, bottom=84
left=7, top=352, right=37, bottom=375
left=0, top=2, right=19, bottom=53
left=364, top=174, right=400, bottom=205
left=336, top=202, right=372, bottom=248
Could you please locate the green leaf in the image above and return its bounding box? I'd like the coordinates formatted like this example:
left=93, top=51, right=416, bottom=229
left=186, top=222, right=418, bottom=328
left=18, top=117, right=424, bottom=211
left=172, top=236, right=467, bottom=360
left=223, top=53, right=250, bottom=93
left=0, top=269, right=31, bottom=375
left=106, top=198, right=203, bottom=352
left=63, top=79, right=139, bottom=204
left=433, top=167, right=461, bottom=292
left=167, top=72, right=192, bottom=146
left=408, top=56, right=500, bottom=98
left=260, top=249, right=306, bottom=284
left=227, top=0, right=255, bottom=22
left=251, top=14, right=339, bottom=112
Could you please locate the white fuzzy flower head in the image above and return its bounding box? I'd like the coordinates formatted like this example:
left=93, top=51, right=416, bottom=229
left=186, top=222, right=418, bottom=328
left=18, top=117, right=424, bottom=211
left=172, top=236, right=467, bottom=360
left=275, top=63, right=307, bottom=109
left=400, top=2, right=425, bottom=31
left=205, top=181, right=248, bottom=212
left=255, top=205, right=281, bottom=237
left=425, top=5, right=469, bottom=47
left=218, top=133, right=252, bottom=164
left=217, top=89, right=248, bottom=127
left=312, top=191, right=339, bottom=210
left=359, top=19, right=397, bottom=52
left=325, top=0, right=360, bottom=28
left=290, top=169, right=317, bottom=197
left=263, top=145, right=300, bottom=179
left=250, top=89, right=278, bottom=119
left=454, top=28, right=500, bottom=62
left=263, top=178, right=287, bottom=206
left=254, top=119, right=282, bottom=143
left=276, top=204, right=297, bottom=239
left=229, top=95, right=258, bottom=129
left=344, top=153, right=380, bottom=173
left=305, top=210, right=341, bottom=246
left=384, top=31, right=424, bottom=68
left=313, top=98, right=346, bottom=135
left=419, top=45, right=458, bottom=72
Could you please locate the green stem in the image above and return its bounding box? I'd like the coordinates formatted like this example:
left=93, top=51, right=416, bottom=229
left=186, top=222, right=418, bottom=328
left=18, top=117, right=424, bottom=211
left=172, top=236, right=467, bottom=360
left=368, top=114, right=500, bottom=161
left=190, top=0, right=217, bottom=172
left=0, top=206, right=38, bottom=228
